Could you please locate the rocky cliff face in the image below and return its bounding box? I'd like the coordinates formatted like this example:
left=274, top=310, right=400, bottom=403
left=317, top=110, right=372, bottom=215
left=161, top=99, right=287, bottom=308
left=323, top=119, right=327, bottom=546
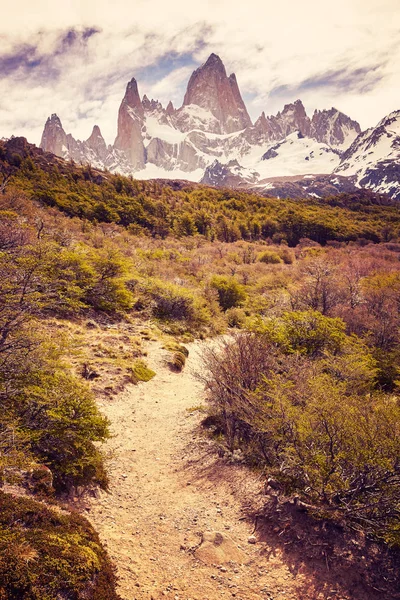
left=182, top=53, right=252, bottom=134
left=311, top=108, right=361, bottom=147
left=114, top=77, right=145, bottom=169
left=86, top=125, right=108, bottom=161
left=39, top=53, right=399, bottom=200
left=40, top=114, right=68, bottom=157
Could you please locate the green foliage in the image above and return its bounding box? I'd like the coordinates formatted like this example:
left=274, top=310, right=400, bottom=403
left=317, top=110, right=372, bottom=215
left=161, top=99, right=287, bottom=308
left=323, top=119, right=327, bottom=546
left=21, top=372, right=110, bottom=491
left=4, top=137, right=400, bottom=246
left=202, top=325, right=399, bottom=545
left=209, top=275, right=247, bottom=311
left=145, top=279, right=197, bottom=320
left=254, top=310, right=348, bottom=357
left=129, top=359, right=156, bottom=383
left=84, top=246, right=134, bottom=312
left=225, top=307, right=247, bottom=328
left=143, top=278, right=211, bottom=327
left=0, top=492, right=121, bottom=600
left=258, top=249, right=283, bottom=264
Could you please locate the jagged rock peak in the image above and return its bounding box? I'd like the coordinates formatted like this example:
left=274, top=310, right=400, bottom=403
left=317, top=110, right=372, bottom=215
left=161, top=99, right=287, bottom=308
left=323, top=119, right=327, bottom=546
left=40, top=113, right=67, bottom=155
left=166, top=100, right=175, bottom=115
left=204, top=53, right=225, bottom=69
left=86, top=125, right=107, bottom=158
left=311, top=107, right=361, bottom=147
left=183, top=53, right=252, bottom=133
left=46, top=113, right=64, bottom=127
left=114, top=76, right=145, bottom=169
left=122, top=77, right=144, bottom=117
left=142, top=95, right=163, bottom=112
left=280, top=99, right=307, bottom=117
left=88, top=124, right=103, bottom=139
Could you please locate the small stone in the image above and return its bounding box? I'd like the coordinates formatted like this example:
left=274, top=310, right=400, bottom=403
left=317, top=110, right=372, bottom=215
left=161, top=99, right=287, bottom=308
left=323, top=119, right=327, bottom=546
left=247, top=535, right=257, bottom=544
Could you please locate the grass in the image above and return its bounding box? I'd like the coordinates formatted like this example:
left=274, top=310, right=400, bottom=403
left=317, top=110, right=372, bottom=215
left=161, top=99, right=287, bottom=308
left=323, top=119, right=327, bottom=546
left=129, top=359, right=156, bottom=383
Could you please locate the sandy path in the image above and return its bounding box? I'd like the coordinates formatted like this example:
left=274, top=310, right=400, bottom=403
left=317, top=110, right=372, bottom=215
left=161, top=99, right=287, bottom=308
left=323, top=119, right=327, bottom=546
left=86, top=340, right=305, bottom=600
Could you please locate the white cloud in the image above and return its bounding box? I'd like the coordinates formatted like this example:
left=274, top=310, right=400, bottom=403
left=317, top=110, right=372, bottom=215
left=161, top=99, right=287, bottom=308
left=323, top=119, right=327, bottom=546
left=0, top=0, right=398, bottom=144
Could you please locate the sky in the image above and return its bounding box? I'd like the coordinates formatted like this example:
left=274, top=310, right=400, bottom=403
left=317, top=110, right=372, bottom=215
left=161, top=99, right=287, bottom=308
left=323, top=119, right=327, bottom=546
left=0, top=0, right=398, bottom=146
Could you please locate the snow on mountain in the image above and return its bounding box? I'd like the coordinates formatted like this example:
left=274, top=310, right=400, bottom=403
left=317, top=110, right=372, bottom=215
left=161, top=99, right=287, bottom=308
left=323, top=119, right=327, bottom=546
left=202, top=159, right=259, bottom=187
left=134, top=163, right=204, bottom=182
left=239, top=131, right=341, bottom=178
left=39, top=53, right=399, bottom=200
left=335, top=110, right=400, bottom=199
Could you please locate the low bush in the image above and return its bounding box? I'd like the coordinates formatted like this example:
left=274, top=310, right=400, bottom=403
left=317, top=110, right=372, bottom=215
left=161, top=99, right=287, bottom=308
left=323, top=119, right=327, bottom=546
left=201, top=320, right=400, bottom=546
left=145, top=280, right=197, bottom=320
left=0, top=492, right=121, bottom=600
left=168, top=351, right=187, bottom=372
left=258, top=249, right=283, bottom=264
left=209, top=275, right=247, bottom=311
left=225, top=307, right=247, bottom=328
left=129, top=359, right=156, bottom=383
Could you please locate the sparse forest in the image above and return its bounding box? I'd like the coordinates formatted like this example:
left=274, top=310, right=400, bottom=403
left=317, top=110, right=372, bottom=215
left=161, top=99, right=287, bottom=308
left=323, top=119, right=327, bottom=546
left=0, top=137, right=399, bottom=598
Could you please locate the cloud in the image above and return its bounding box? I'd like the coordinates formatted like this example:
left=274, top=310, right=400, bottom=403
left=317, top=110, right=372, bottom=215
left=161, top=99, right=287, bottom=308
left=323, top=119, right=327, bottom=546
left=0, top=0, right=398, bottom=144
left=269, top=62, right=387, bottom=100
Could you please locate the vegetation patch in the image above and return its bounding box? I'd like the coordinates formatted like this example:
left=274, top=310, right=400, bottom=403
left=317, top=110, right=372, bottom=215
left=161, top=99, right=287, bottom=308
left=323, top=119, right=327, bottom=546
left=200, top=319, right=400, bottom=547
left=129, top=359, right=156, bottom=383
left=0, top=492, right=121, bottom=600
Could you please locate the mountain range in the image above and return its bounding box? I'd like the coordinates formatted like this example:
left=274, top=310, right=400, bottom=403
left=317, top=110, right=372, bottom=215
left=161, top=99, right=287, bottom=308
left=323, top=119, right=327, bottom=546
left=40, top=53, right=400, bottom=200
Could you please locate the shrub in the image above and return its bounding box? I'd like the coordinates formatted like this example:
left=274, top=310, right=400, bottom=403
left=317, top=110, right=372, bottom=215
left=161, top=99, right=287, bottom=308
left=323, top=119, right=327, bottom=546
left=202, top=328, right=400, bottom=545
left=258, top=249, right=283, bottom=264
left=19, top=372, right=110, bottom=492
left=225, top=307, right=246, bottom=328
left=146, top=280, right=197, bottom=320
left=0, top=492, right=121, bottom=600
left=279, top=247, right=294, bottom=264
left=256, top=310, right=348, bottom=357
left=129, top=359, right=156, bottom=383
left=144, top=280, right=211, bottom=327
left=209, top=275, right=247, bottom=311
left=169, top=351, right=186, bottom=372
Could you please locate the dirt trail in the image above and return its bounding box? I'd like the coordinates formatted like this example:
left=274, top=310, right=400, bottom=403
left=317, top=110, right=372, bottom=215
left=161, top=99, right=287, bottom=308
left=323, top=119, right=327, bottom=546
left=85, top=340, right=310, bottom=600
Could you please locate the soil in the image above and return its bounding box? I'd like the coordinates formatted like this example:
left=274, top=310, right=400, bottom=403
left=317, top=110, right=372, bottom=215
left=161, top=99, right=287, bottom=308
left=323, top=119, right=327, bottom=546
left=83, top=339, right=396, bottom=600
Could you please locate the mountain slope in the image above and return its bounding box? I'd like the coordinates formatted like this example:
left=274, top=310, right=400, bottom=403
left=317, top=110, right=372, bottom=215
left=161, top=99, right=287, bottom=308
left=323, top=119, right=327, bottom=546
left=38, top=53, right=398, bottom=200
left=335, top=110, right=400, bottom=199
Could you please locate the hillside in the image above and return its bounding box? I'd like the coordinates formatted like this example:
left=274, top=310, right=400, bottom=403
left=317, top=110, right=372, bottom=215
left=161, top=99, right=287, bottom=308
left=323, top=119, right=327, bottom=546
left=0, top=138, right=399, bottom=599
left=1, top=136, right=399, bottom=247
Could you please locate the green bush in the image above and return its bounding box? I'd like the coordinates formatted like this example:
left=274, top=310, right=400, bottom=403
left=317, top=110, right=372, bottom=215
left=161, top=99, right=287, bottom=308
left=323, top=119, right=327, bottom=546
left=258, top=249, right=283, bottom=264
left=0, top=492, right=121, bottom=600
left=225, top=307, right=246, bottom=328
left=129, top=359, right=156, bottom=383
left=202, top=325, right=400, bottom=545
left=146, top=280, right=197, bottom=320
left=209, top=275, right=247, bottom=311
left=14, top=372, right=110, bottom=492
